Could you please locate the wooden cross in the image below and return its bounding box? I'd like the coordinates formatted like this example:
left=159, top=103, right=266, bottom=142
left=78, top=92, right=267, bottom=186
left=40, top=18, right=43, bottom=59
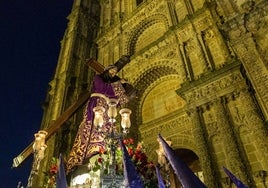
left=12, top=57, right=136, bottom=168
left=12, top=58, right=105, bottom=168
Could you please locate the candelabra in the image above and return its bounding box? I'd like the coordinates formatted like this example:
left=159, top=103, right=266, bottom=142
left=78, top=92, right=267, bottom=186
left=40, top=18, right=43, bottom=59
left=93, top=98, right=132, bottom=188
left=27, top=130, right=48, bottom=188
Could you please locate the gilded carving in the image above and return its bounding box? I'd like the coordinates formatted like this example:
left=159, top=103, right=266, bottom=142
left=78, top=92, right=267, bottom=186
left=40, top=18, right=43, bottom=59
left=123, top=0, right=159, bottom=29
left=236, top=90, right=268, bottom=158
left=140, top=113, right=191, bottom=140
left=225, top=18, right=247, bottom=40
left=195, top=15, right=213, bottom=31
left=184, top=38, right=196, bottom=52
left=177, top=25, right=195, bottom=42
left=203, top=29, right=215, bottom=40
left=204, top=113, right=219, bottom=139
left=187, top=107, right=218, bottom=187
left=182, top=71, right=243, bottom=104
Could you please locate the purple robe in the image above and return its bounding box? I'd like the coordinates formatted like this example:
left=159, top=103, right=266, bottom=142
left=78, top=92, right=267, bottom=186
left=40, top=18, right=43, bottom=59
left=66, top=75, right=129, bottom=173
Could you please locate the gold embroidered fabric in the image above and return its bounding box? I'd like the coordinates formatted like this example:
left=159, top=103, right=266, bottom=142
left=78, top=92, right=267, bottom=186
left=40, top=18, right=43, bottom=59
left=66, top=81, right=128, bottom=173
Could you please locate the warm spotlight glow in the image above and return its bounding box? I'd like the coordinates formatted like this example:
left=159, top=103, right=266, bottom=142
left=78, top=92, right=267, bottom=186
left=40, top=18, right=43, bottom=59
left=119, top=108, right=132, bottom=131
left=107, top=98, right=118, bottom=122
left=93, top=106, right=105, bottom=128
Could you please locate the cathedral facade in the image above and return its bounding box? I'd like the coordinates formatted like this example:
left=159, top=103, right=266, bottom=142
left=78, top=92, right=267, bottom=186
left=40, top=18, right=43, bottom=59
left=30, top=0, right=268, bottom=187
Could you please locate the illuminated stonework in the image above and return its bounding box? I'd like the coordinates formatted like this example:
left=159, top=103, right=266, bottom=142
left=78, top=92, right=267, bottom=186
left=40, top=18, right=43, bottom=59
left=30, top=0, right=268, bottom=187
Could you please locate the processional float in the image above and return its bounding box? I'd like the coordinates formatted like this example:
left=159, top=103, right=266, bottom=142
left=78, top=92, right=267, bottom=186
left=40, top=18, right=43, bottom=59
left=12, top=55, right=135, bottom=169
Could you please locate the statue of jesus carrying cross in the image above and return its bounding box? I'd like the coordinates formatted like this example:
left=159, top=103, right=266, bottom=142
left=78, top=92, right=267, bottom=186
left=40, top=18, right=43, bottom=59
left=66, top=55, right=136, bottom=174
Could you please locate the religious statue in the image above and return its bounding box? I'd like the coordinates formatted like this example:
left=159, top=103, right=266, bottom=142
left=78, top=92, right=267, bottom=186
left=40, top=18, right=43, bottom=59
left=66, top=55, right=135, bottom=174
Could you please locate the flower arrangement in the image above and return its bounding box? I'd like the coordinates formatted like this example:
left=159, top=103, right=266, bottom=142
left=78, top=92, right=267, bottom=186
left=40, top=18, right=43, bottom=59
left=44, top=157, right=58, bottom=188
left=91, top=138, right=157, bottom=187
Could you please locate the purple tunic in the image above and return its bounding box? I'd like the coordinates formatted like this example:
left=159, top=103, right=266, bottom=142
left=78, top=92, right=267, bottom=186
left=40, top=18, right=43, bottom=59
left=66, top=75, right=129, bottom=173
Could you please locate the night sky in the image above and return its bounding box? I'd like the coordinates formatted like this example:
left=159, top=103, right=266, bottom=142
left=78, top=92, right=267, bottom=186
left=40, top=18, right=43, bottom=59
left=0, top=1, right=73, bottom=187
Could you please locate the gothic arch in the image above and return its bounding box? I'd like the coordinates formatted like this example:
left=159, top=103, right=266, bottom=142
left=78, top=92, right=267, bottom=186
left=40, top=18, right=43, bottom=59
left=143, top=135, right=204, bottom=187
left=128, top=60, right=181, bottom=127
left=125, top=14, right=169, bottom=56
left=145, top=133, right=199, bottom=163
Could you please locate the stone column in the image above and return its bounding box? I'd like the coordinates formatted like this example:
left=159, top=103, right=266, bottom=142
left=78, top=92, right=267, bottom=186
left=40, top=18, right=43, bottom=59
left=196, top=32, right=215, bottom=70
left=179, top=43, right=194, bottom=81
left=224, top=92, right=257, bottom=187
left=238, top=89, right=268, bottom=167
left=229, top=27, right=268, bottom=119
left=212, top=98, right=249, bottom=184
left=188, top=107, right=219, bottom=188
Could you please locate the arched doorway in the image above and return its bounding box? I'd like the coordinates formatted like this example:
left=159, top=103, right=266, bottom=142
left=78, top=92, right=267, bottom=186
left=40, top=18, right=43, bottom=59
left=167, top=148, right=203, bottom=188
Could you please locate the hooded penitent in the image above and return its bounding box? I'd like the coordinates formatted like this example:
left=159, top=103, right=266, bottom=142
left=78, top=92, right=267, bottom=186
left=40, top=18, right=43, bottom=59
left=223, top=166, right=248, bottom=188
left=157, top=134, right=206, bottom=188
left=156, top=166, right=166, bottom=188
left=56, top=154, right=68, bottom=188
left=119, top=138, right=144, bottom=188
